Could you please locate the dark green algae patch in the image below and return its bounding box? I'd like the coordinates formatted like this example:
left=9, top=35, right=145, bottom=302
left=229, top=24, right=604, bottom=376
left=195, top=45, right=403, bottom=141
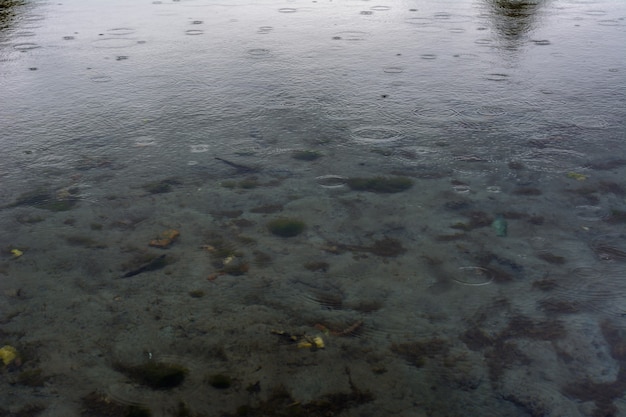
left=346, top=176, right=413, bottom=193
left=267, top=218, right=306, bottom=237
left=4, top=188, right=80, bottom=211
left=114, top=361, right=188, bottom=390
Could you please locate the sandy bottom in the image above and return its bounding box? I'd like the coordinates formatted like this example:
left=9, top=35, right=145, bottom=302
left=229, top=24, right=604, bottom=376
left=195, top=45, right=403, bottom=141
left=1, top=140, right=626, bottom=417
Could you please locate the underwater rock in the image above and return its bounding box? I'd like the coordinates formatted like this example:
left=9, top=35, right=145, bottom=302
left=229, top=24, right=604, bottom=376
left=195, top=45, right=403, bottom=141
left=120, top=254, right=169, bottom=278
left=267, top=218, right=306, bottom=237
left=149, top=229, right=180, bottom=249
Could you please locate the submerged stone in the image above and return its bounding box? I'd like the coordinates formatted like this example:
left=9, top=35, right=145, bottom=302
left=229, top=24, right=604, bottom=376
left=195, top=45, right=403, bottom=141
left=267, top=218, right=306, bottom=237
left=347, top=176, right=413, bottom=193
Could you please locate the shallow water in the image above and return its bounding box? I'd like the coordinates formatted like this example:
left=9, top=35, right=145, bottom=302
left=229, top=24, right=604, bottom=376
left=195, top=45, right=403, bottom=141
left=1, top=0, right=625, bottom=416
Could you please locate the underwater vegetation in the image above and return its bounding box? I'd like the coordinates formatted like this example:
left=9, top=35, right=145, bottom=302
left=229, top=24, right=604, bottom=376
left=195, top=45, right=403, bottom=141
left=114, top=361, right=189, bottom=390
left=292, top=150, right=323, bottom=161
left=304, top=261, right=330, bottom=272
left=267, top=218, right=306, bottom=237
left=461, top=313, right=567, bottom=387
left=5, top=188, right=80, bottom=211
left=346, top=176, right=413, bottom=193
left=201, top=231, right=251, bottom=276
left=221, top=177, right=260, bottom=189
left=206, top=373, right=232, bottom=389
left=561, top=320, right=626, bottom=417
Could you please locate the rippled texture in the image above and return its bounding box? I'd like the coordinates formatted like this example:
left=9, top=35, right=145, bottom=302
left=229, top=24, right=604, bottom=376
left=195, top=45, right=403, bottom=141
left=0, top=0, right=625, bottom=416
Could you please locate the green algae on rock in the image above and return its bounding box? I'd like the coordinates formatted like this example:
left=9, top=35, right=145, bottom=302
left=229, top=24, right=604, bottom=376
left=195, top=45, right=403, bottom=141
left=267, top=218, right=306, bottom=237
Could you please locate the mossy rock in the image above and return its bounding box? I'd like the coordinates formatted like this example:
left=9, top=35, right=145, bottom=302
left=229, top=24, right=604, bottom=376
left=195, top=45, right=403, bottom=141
left=267, top=218, right=306, bottom=237
left=347, top=176, right=413, bottom=193
left=292, top=150, right=322, bottom=161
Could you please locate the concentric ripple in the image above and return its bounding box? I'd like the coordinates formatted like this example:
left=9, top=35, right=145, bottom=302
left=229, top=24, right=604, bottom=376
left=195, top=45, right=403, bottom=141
left=332, top=31, right=369, bottom=41
left=190, top=144, right=210, bottom=153
left=484, top=73, right=509, bottom=82
left=350, top=126, right=404, bottom=144
left=247, top=48, right=271, bottom=57
left=108, top=28, right=136, bottom=36
left=572, top=116, right=609, bottom=129
left=413, top=107, right=459, bottom=119
left=315, top=175, right=348, bottom=188
left=538, top=266, right=626, bottom=317
left=383, top=66, right=404, bottom=73
left=475, top=106, right=507, bottom=116
left=574, top=205, right=609, bottom=222
left=453, top=267, right=494, bottom=287
left=518, top=148, right=586, bottom=172
left=590, top=234, right=626, bottom=262
left=92, top=38, right=137, bottom=48
left=13, top=42, right=40, bottom=51
left=14, top=31, right=36, bottom=38
left=90, top=75, right=113, bottom=83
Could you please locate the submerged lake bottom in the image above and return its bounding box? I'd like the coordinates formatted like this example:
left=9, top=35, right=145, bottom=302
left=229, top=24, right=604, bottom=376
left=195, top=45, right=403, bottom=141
left=1, top=119, right=625, bottom=416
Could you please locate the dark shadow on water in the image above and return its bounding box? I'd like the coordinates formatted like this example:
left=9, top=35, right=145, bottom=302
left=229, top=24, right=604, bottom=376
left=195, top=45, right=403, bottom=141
left=482, top=0, right=548, bottom=51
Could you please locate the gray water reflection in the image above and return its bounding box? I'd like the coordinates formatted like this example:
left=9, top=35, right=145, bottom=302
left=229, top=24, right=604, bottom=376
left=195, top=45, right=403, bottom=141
left=0, top=0, right=625, bottom=416
left=485, top=0, right=547, bottom=46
